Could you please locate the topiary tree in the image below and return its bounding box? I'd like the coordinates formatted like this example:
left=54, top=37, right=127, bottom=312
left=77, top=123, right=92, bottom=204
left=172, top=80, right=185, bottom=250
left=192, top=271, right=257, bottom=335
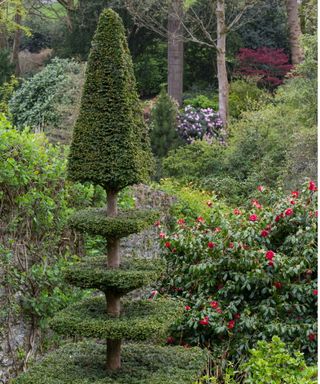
left=12, top=9, right=207, bottom=383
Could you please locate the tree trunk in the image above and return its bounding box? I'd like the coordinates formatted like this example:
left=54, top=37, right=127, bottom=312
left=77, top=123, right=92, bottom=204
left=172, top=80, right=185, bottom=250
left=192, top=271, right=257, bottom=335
left=106, top=190, right=121, bottom=370
left=167, top=0, right=184, bottom=106
left=0, top=26, right=7, bottom=50
left=216, top=0, right=228, bottom=128
left=285, top=0, right=304, bottom=65
left=11, top=12, right=22, bottom=77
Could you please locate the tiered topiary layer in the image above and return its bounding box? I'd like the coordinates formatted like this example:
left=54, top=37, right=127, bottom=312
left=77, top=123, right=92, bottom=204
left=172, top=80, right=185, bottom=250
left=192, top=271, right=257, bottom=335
left=63, top=256, right=164, bottom=294
left=50, top=296, right=180, bottom=341
left=68, top=209, right=159, bottom=238
left=14, top=342, right=207, bottom=384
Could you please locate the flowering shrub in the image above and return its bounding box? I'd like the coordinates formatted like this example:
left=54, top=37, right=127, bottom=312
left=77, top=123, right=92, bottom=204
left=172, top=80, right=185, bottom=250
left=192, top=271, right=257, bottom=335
left=158, top=181, right=317, bottom=363
left=235, top=47, right=292, bottom=90
left=177, top=105, right=225, bottom=143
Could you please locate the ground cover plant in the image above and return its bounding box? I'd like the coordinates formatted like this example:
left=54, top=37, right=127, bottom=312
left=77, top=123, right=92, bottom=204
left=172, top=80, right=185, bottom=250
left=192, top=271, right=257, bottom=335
left=158, top=181, right=317, bottom=367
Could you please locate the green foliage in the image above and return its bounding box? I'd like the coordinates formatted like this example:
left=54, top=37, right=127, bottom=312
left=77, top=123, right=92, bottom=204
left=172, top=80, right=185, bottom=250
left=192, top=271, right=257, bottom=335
left=69, top=208, right=159, bottom=238
left=13, top=341, right=207, bottom=384
left=0, top=49, right=14, bottom=85
left=0, top=75, right=18, bottom=117
left=240, top=336, right=318, bottom=384
left=183, top=94, right=218, bottom=110
left=64, top=257, right=164, bottom=294
left=9, top=58, right=84, bottom=137
left=68, top=9, right=153, bottom=191
left=158, top=182, right=317, bottom=363
left=228, top=80, right=270, bottom=119
left=50, top=296, right=181, bottom=341
left=150, top=87, right=182, bottom=159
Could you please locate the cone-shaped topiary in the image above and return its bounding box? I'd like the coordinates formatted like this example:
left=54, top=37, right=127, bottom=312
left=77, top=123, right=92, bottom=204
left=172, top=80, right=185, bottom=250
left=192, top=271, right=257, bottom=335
left=68, top=9, right=153, bottom=193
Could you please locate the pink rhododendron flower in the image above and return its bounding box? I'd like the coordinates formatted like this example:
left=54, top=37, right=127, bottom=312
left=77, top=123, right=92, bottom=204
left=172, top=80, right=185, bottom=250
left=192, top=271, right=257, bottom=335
left=214, top=227, right=222, bottom=232
left=199, top=316, right=209, bottom=326
left=260, top=229, right=269, bottom=237
left=268, top=260, right=274, bottom=267
left=159, top=232, right=166, bottom=239
left=216, top=308, right=223, bottom=314
left=291, top=191, right=299, bottom=198
left=313, top=290, right=318, bottom=296
left=249, top=214, right=258, bottom=222
left=257, top=185, right=264, bottom=192
left=185, top=305, right=191, bottom=311
left=196, top=216, right=205, bottom=223
left=309, top=180, right=317, bottom=191
left=208, top=242, right=216, bottom=249
left=252, top=199, right=262, bottom=209
left=233, top=313, right=241, bottom=320
left=228, top=320, right=235, bottom=329
left=165, top=241, right=171, bottom=248
left=265, top=250, right=275, bottom=260
left=274, top=282, right=282, bottom=289
left=210, top=301, right=219, bottom=309
left=233, top=208, right=241, bottom=215
left=177, top=218, right=185, bottom=225
left=229, top=242, right=234, bottom=249
left=308, top=333, right=316, bottom=341
left=290, top=200, right=296, bottom=205
left=285, top=208, right=293, bottom=216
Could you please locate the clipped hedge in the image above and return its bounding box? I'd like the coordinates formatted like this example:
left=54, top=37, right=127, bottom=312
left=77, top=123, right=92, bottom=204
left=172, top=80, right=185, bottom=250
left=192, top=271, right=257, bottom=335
left=13, top=341, right=207, bottom=384
left=68, top=208, right=159, bottom=238
left=64, top=257, right=164, bottom=294
left=50, top=296, right=180, bottom=341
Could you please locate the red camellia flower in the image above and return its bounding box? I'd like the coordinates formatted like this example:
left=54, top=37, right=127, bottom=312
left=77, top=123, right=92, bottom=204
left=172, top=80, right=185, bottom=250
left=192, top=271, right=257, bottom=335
left=228, top=320, right=235, bottom=330
left=233, top=208, right=241, bottom=215
left=167, top=336, right=175, bottom=344
left=233, top=313, right=241, bottom=320
left=260, top=229, right=269, bottom=237
left=313, top=290, right=318, bottom=296
left=208, top=242, right=216, bottom=249
left=265, top=250, right=275, bottom=260
left=165, top=241, right=171, bottom=248
left=159, top=232, right=166, bottom=239
left=210, top=301, right=219, bottom=309
left=249, top=214, right=258, bottom=222
left=177, top=218, right=185, bottom=225
left=285, top=208, right=293, bottom=216
left=196, top=216, right=205, bottom=223
left=291, top=191, right=299, bottom=198
left=185, top=305, right=191, bottom=311
left=199, top=316, right=209, bottom=326
left=257, top=185, right=264, bottom=192
left=207, top=200, right=213, bottom=207
left=309, top=180, right=317, bottom=191
left=274, top=282, right=282, bottom=289
left=308, top=333, right=316, bottom=342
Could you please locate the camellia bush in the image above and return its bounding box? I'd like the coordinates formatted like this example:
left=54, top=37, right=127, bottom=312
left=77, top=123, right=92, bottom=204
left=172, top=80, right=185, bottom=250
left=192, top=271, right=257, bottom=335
left=177, top=105, right=225, bottom=144
left=158, top=181, right=317, bottom=364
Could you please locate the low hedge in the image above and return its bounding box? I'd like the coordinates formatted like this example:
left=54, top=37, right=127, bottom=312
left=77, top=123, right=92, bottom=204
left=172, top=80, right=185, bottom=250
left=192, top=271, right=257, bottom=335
left=13, top=341, right=207, bottom=384
left=50, top=296, right=180, bottom=341
left=64, top=257, right=164, bottom=294
left=68, top=208, right=159, bottom=238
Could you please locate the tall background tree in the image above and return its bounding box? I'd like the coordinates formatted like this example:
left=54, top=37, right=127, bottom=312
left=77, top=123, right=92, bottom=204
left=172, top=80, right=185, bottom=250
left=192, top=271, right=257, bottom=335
left=285, top=0, right=304, bottom=64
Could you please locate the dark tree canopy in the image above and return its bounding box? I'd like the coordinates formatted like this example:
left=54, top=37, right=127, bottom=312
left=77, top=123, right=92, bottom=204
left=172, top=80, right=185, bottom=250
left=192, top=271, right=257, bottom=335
left=68, top=8, right=153, bottom=192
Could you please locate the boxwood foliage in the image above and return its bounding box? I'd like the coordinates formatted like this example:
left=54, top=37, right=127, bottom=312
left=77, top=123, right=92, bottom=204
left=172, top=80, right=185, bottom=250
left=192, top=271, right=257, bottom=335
left=49, top=296, right=180, bottom=341
left=13, top=341, right=207, bottom=384
left=68, top=208, right=159, bottom=238
left=64, top=256, right=164, bottom=294
left=68, top=9, right=153, bottom=192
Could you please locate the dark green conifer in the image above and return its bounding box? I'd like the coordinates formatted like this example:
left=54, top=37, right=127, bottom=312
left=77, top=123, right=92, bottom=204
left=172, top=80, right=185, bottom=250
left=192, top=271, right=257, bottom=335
left=68, top=9, right=153, bottom=192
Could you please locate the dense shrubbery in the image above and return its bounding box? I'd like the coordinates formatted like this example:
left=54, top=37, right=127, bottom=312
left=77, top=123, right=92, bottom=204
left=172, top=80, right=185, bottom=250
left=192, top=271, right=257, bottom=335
left=158, top=182, right=317, bottom=365
left=9, top=58, right=84, bottom=142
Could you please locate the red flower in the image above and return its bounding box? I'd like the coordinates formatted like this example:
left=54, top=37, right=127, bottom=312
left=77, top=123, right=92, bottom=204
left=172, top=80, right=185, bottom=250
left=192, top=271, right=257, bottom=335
left=290, top=200, right=296, bottom=205
left=257, top=185, right=264, bottom=192
left=185, top=305, right=191, bottom=311
left=249, top=214, right=258, bottom=222
left=228, top=242, right=234, bottom=249
left=216, top=308, right=223, bottom=314
left=275, top=215, right=281, bottom=222
left=315, top=210, right=318, bottom=217
left=167, top=336, right=175, bottom=344
left=154, top=220, right=161, bottom=227
left=165, top=241, right=171, bottom=248
left=309, top=180, right=317, bottom=191
left=233, top=313, right=241, bottom=320
left=233, top=208, right=241, bottom=215
left=228, top=320, right=235, bottom=330
left=210, top=301, right=219, bottom=309
left=291, top=191, right=299, bottom=198
left=196, top=216, right=205, bottom=223
left=252, top=199, right=262, bottom=209
left=214, top=227, right=222, bottom=232
left=208, top=242, right=216, bottom=249
left=308, top=333, right=316, bottom=342
left=274, top=282, right=282, bottom=289
left=260, top=229, right=269, bottom=237
left=159, top=232, right=166, bottom=239
left=177, top=218, right=185, bottom=225
left=199, top=316, right=209, bottom=326
left=285, top=208, right=293, bottom=216
left=207, top=200, right=213, bottom=207
left=265, top=250, right=275, bottom=260
left=268, top=260, right=274, bottom=267
left=313, top=290, right=318, bottom=296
